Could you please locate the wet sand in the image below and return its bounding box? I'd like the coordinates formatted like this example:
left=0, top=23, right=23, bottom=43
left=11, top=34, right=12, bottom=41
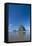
left=8, top=31, right=30, bottom=42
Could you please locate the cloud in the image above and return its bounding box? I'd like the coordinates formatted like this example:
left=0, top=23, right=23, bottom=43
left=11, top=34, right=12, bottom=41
left=8, top=24, right=19, bottom=32
left=8, top=24, right=13, bottom=32
left=25, top=25, right=30, bottom=30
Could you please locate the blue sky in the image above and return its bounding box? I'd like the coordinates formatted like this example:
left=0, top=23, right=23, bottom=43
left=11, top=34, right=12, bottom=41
left=8, top=4, right=30, bottom=32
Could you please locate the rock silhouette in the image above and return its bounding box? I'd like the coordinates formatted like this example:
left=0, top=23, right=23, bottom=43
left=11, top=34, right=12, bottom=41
left=18, top=25, right=26, bottom=41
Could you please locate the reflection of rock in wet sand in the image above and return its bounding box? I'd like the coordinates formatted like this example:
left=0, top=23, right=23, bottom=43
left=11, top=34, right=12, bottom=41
left=18, top=25, right=26, bottom=41
left=8, top=25, right=30, bottom=42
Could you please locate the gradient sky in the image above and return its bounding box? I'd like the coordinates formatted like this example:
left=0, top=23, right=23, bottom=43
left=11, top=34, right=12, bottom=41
left=8, top=4, right=30, bottom=32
